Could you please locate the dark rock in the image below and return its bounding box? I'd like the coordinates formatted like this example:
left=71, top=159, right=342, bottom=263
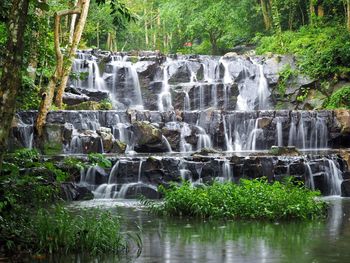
left=341, top=180, right=350, bottom=197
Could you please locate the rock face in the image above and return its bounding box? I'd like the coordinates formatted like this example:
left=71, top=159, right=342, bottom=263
left=9, top=109, right=350, bottom=154
left=67, top=50, right=320, bottom=112
left=63, top=153, right=348, bottom=199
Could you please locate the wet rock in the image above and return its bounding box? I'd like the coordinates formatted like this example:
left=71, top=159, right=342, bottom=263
left=132, top=121, right=168, bottom=152
left=66, top=101, right=101, bottom=110
left=123, top=184, right=160, bottom=199
left=192, top=147, right=219, bottom=156
left=112, top=139, right=127, bottom=154
left=269, top=146, right=300, bottom=156
left=97, top=127, right=114, bottom=152
left=63, top=92, right=90, bottom=105
left=341, top=180, right=350, bottom=197
left=60, top=183, right=94, bottom=201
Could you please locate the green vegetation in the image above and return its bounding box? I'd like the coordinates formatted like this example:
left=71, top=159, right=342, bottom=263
left=33, top=206, right=132, bottom=255
left=256, top=25, right=350, bottom=80
left=145, top=179, right=326, bottom=220
left=0, top=149, right=135, bottom=256
left=325, top=86, right=350, bottom=109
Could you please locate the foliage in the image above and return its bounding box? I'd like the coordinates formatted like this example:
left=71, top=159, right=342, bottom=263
left=32, top=206, right=129, bottom=255
left=325, top=86, right=350, bottom=109
left=256, top=25, right=350, bottom=80
left=98, top=99, right=113, bottom=110
left=88, top=153, right=112, bottom=168
left=277, top=64, right=297, bottom=95
left=145, top=178, right=326, bottom=220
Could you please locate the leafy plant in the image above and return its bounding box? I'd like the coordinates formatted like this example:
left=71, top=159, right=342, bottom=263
left=88, top=153, right=112, bottom=168
left=325, top=86, right=350, bottom=109
left=144, top=178, right=326, bottom=220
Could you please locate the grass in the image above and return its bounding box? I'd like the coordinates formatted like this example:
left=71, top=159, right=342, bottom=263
left=2, top=205, right=141, bottom=256
left=32, top=206, right=133, bottom=255
left=144, top=178, right=327, bottom=220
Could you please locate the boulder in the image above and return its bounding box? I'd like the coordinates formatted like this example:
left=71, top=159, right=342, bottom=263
left=63, top=92, right=89, bottom=106
left=97, top=127, right=114, bottom=152
left=131, top=121, right=168, bottom=152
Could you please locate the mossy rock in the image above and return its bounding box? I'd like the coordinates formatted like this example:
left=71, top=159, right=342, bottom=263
left=66, top=101, right=112, bottom=110
left=191, top=147, right=219, bottom=156
left=268, top=146, right=300, bottom=156
left=43, top=142, right=62, bottom=155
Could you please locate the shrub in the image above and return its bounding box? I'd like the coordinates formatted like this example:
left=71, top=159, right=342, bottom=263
left=256, top=25, right=350, bottom=80
left=145, top=178, right=326, bottom=220
left=325, top=86, right=350, bottom=109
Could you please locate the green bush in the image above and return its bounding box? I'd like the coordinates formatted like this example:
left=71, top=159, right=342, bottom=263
left=325, top=86, right=350, bottom=109
left=145, top=178, right=326, bottom=220
left=256, top=25, right=350, bottom=80
left=88, top=153, right=112, bottom=168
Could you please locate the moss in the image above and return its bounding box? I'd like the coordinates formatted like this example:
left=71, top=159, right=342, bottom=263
left=66, top=100, right=113, bottom=110
left=269, top=146, right=300, bottom=156
left=43, top=142, right=62, bottom=155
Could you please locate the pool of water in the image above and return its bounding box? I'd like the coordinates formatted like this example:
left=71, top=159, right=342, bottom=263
left=27, top=197, right=350, bottom=263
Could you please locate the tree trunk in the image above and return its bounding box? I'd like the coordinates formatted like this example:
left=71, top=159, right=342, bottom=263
left=347, top=0, right=350, bottom=30
left=36, top=0, right=90, bottom=138
left=260, top=0, right=272, bottom=30
left=0, top=0, right=30, bottom=172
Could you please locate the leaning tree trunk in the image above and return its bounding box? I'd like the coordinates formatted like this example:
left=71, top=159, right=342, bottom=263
left=0, top=0, right=30, bottom=172
left=54, top=0, right=90, bottom=108
left=36, top=0, right=90, bottom=139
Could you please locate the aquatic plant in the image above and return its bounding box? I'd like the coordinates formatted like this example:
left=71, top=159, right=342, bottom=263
left=145, top=178, right=326, bottom=220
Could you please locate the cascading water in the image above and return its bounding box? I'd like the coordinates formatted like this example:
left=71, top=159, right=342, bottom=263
left=10, top=51, right=347, bottom=200
left=158, top=59, right=173, bottom=112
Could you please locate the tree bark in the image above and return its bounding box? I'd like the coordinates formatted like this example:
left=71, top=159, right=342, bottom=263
left=36, top=0, right=90, bottom=138
left=260, top=0, right=272, bottom=30
left=0, top=0, right=30, bottom=172
left=347, top=0, right=350, bottom=31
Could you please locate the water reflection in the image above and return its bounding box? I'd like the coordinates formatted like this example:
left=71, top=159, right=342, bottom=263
left=27, top=198, right=350, bottom=263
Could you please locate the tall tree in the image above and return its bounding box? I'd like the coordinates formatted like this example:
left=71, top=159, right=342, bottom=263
left=36, top=0, right=90, bottom=139
left=0, top=0, right=30, bottom=172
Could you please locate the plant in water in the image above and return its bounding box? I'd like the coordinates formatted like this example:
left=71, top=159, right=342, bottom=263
left=144, top=178, right=326, bottom=220
left=32, top=206, right=135, bottom=255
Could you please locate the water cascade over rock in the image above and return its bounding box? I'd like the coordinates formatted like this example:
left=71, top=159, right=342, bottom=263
left=9, top=50, right=350, bottom=198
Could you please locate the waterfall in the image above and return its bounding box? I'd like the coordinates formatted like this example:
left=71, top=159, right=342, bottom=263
left=276, top=118, right=283, bottom=147
left=257, top=63, right=270, bottom=110
left=305, top=163, right=315, bottom=190
left=325, top=159, right=343, bottom=196
left=158, top=60, right=173, bottom=112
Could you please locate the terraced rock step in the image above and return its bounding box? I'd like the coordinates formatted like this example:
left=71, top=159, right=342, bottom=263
left=9, top=109, right=350, bottom=154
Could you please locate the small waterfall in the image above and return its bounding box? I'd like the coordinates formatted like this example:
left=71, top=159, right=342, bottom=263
left=223, top=116, right=233, bottom=152
left=222, top=159, right=233, bottom=181
left=287, top=112, right=328, bottom=150
left=305, top=163, right=315, bottom=190
left=196, top=126, right=212, bottom=150
left=276, top=118, right=283, bottom=147
left=256, top=63, right=270, bottom=110
left=88, top=60, right=106, bottom=91
left=180, top=123, right=193, bottom=153
left=325, top=159, right=343, bottom=196
left=17, top=118, right=34, bottom=149
left=158, top=60, right=173, bottom=112
left=109, top=57, right=144, bottom=110
left=184, top=91, right=191, bottom=111
left=162, top=135, right=172, bottom=152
